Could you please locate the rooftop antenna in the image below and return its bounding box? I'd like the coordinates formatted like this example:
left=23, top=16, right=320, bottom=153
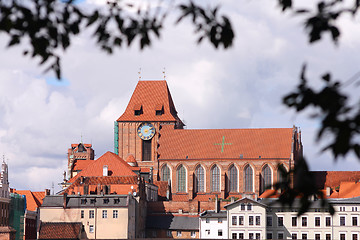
left=80, top=132, right=83, bottom=144
left=162, top=67, right=166, bottom=80
left=51, top=182, right=54, bottom=195
left=138, top=67, right=142, bottom=80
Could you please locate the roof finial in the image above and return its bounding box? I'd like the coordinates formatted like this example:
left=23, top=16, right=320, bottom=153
left=2, top=154, right=5, bottom=163
left=81, top=133, right=83, bottom=143
left=138, top=67, right=142, bottom=80
left=162, top=67, right=166, bottom=80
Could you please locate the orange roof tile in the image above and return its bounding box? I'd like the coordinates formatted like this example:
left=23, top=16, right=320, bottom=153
left=68, top=152, right=136, bottom=183
left=14, top=190, right=44, bottom=211
left=126, top=154, right=137, bottom=164
left=73, top=160, right=94, bottom=171
left=158, top=126, right=294, bottom=159
left=117, top=81, right=183, bottom=123
left=39, top=222, right=82, bottom=239
left=32, top=191, right=46, bottom=205
left=329, top=181, right=360, bottom=198
left=312, top=171, right=360, bottom=190
left=259, top=189, right=278, bottom=198
left=155, top=181, right=169, bottom=198
left=172, top=194, right=189, bottom=202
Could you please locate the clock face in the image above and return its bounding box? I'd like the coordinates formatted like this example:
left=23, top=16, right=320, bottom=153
left=137, top=123, right=156, bottom=140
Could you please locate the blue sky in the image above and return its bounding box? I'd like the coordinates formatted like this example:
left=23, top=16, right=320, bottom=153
left=1, top=0, right=360, bottom=191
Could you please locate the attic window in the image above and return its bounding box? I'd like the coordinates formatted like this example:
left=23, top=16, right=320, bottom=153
left=114, top=198, right=120, bottom=204
left=134, top=104, right=143, bottom=116
left=155, top=104, right=164, bottom=116
left=81, top=199, right=87, bottom=204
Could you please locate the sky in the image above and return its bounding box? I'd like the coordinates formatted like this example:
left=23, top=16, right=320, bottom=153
left=1, top=0, right=360, bottom=192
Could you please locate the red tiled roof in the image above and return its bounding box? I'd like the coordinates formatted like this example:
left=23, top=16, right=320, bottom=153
left=14, top=190, right=44, bottom=211
left=158, top=126, right=294, bottom=159
left=312, top=171, right=360, bottom=189
left=64, top=176, right=138, bottom=195
left=126, top=155, right=137, bottom=164
left=68, top=152, right=136, bottom=183
left=73, top=160, right=93, bottom=171
left=38, top=222, right=82, bottom=239
left=117, top=81, right=182, bottom=122
left=172, top=194, right=189, bottom=202
left=71, top=143, right=91, bottom=148
left=155, top=181, right=169, bottom=198
left=329, top=181, right=360, bottom=198
left=259, top=189, right=278, bottom=198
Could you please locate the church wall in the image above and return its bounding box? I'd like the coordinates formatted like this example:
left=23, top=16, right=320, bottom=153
left=159, top=159, right=290, bottom=198
left=147, top=200, right=230, bottom=214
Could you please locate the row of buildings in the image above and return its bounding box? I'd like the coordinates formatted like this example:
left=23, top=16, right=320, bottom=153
left=5, top=80, right=360, bottom=239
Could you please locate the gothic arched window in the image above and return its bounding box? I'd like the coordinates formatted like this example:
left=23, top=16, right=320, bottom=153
left=211, top=165, right=220, bottom=192
left=161, top=164, right=170, bottom=182
left=228, top=164, right=238, bottom=192
left=261, top=164, right=272, bottom=194
left=277, top=164, right=287, bottom=184
left=195, top=165, right=205, bottom=192
left=244, top=164, right=253, bottom=192
left=177, top=165, right=186, bottom=192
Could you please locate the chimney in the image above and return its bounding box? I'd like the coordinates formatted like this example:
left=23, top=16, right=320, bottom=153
left=326, top=187, right=331, bottom=197
left=215, top=195, right=219, bottom=213
left=231, top=197, right=235, bottom=203
left=45, top=189, right=50, bottom=196
left=63, top=193, right=67, bottom=208
left=103, top=165, right=108, bottom=176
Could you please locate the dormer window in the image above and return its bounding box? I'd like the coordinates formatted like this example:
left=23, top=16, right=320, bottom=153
left=155, top=104, right=164, bottom=116
left=134, top=104, right=143, bottom=116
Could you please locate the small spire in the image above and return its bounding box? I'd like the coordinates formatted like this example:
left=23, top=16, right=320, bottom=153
left=162, top=67, right=166, bottom=80
left=138, top=67, right=142, bottom=80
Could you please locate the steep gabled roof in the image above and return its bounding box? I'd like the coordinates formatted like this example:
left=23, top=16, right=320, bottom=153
left=117, top=81, right=181, bottom=122
left=329, top=181, right=360, bottom=198
left=38, top=222, right=82, bottom=240
left=158, top=126, right=294, bottom=160
left=68, top=151, right=136, bottom=183
left=14, top=190, right=45, bottom=211
left=312, top=171, right=360, bottom=190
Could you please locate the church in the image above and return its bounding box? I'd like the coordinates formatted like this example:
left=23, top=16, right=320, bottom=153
left=114, top=80, right=303, bottom=200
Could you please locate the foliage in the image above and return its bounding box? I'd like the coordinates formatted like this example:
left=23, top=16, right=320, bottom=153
left=0, top=0, right=233, bottom=78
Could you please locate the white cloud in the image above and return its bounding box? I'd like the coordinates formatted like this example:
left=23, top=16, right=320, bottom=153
left=1, top=0, right=360, bottom=191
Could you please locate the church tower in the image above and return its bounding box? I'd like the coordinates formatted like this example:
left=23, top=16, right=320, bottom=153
left=114, top=81, right=184, bottom=176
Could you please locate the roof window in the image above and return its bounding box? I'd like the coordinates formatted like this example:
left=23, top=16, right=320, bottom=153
left=155, top=104, right=164, bottom=116
left=134, top=104, right=143, bottom=116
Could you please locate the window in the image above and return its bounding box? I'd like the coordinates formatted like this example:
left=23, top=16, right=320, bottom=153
left=256, top=233, right=260, bottom=239
left=89, top=225, right=94, bottom=233
left=244, top=165, right=253, bottom=192
left=302, top=234, right=307, bottom=240
left=195, top=165, right=205, bottom=192
left=277, top=164, right=287, bottom=184
left=232, top=233, right=237, bottom=239
left=352, top=207, right=358, bottom=211
left=114, top=198, right=120, bottom=204
left=340, top=216, right=346, bottom=226
left=326, top=234, right=331, bottom=240
left=292, top=233, right=298, bottom=240
left=256, top=216, right=260, bottom=225
left=142, top=140, right=151, bottom=161
left=326, top=217, right=331, bottom=226
left=278, top=232, right=284, bottom=239
left=229, top=165, right=238, bottom=192
left=267, top=233, right=273, bottom=240
left=232, top=216, right=237, bottom=225
left=315, top=234, right=321, bottom=240
left=90, top=199, right=96, bottom=204
left=218, top=218, right=223, bottom=223
left=249, top=233, right=254, bottom=239
left=340, top=207, right=346, bottom=211
left=267, top=216, right=272, bottom=226
left=239, top=216, right=244, bottom=225
left=239, top=233, right=244, bottom=239
left=81, top=210, right=84, bottom=219
left=206, top=230, right=210, bottom=235
left=206, top=218, right=210, bottom=223
left=315, top=217, right=320, bottom=227
left=302, top=216, right=307, bottom=227
left=81, top=199, right=87, bottom=204
left=218, top=230, right=223, bottom=237
left=352, top=216, right=358, bottom=226
left=102, top=210, right=107, bottom=218
left=247, top=203, right=252, bottom=210
left=340, top=234, right=346, bottom=240
left=103, top=198, right=109, bottom=204
left=211, top=165, right=220, bottom=192
left=249, top=216, right=254, bottom=225
left=177, top=165, right=186, bottom=192
left=161, top=164, right=170, bottom=182
left=292, top=216, right=297, bottom=227
left=177, top=231, right=182, bottom=237
left=89, top=210, right=94, bottom=219
left=278, top=216, right=283, bottom=226
left=113, top=210, right=118, bottom=218
left=353, top=234, right=358, bottom=240
left=191, top=231, right=196, bottom=238
left=241, top=203, right=245, bottom=210
left=167, top=231, right=172, bottom=237
left=261, top=165, right=272, bottom=194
